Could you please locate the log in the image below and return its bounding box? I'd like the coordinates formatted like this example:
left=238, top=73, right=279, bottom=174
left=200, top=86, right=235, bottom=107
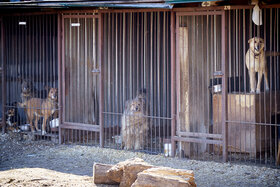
left=107, top=158, right=153, bottom=187
left=131, top=167, right=196, bottom=187
left=93, top=163, right=118, bottom=185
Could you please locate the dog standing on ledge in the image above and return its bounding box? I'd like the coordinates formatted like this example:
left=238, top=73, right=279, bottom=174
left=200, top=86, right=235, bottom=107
left=246, top=37, right=280, bottom=93
left=18, top=88, right=58, bottom=135
left=246, top=37, right=269, bottom=93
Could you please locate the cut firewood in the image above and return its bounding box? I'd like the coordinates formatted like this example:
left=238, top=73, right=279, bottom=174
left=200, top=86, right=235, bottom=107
left=106, top=157, right=153, bottom=187
left=131, top=167, right=196, bottom=187
left=93, top=163, right=118, bottom=185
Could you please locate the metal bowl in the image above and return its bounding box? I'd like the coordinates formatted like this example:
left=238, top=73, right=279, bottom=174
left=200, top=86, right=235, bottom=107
left=49, top=118, right=59, bottom=128
left=213, top=84, right=222, bottom=93
left=19, top=124, right=30, bottom=131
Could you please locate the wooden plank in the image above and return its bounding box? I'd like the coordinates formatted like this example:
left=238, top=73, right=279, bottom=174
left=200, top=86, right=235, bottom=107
left=177, top=131, right=222, bottom=139
left=61, top=122, right=100, bottom=132
left=173, top=136, right=223, bottom=145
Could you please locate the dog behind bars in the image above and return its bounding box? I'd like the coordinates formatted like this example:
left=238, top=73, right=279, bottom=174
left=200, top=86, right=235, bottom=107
left=121, top=89, right=148, bottom=150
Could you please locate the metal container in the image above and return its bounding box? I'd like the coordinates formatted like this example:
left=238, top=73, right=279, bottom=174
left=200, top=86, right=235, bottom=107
left=19, top=124, right=30, bottom=131
left=213, top=84, right=222, bottom=93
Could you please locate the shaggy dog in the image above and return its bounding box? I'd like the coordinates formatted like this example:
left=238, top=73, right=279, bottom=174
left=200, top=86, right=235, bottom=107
left=121, top=90, right=148, bottom=150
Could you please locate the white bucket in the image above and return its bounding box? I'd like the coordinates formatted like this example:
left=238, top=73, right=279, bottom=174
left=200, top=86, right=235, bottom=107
left=164, top=143, right=172, bottom=157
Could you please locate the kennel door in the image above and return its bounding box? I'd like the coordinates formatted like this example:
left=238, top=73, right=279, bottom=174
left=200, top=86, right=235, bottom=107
left=62, top=15, right=100, bottom=132
left=175, top=11, right=224, bottom=159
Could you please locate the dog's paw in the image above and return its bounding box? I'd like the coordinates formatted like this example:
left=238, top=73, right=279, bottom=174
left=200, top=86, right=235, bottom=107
left=42, top=130, right=47, bottom=135
left=250, top=90, right=256, bottom=93
left=256, top=90, right=261, bottom=94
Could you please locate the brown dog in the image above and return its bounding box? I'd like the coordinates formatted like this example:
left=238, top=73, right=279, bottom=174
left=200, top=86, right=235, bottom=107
left=19, top=88, right=58, bottom=135
left=245, top=37, right=269, bottom=93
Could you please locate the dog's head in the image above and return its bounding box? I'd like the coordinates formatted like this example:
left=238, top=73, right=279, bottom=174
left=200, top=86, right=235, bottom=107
left=48, top=88, right=58, bottom=100
left=248, top=37, right=265, bottom=55
left=6, top=108, right=15, bottom=117
left=129, top=101, right=142, bottom=113
left=21, top=79, right=33, bottom=95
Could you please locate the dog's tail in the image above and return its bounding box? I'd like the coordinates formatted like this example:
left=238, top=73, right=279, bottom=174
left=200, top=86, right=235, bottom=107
left=266, top=51, right=280, bottom=57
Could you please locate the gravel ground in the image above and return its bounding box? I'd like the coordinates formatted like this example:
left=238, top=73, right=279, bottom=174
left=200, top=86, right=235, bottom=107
left=0, top=133, right=280, bottom=187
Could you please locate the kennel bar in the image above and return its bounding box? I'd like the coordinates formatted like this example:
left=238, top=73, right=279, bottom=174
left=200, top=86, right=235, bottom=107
left=170, top=11, right=176, bottom=157
left=221, top=10, right=228, bottom=162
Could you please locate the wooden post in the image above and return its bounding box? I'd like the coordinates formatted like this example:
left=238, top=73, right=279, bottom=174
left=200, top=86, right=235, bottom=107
left=178, top=26, right=190, bottom=157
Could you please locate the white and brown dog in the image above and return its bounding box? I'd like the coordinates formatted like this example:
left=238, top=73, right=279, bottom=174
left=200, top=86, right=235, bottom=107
left=246, top=37, right=269, bottom=93
left=121, top=90, right=148, bottom=150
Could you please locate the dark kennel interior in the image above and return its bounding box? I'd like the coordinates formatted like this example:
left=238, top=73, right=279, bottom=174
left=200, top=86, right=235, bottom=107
left=2, top=14, right=59, bottom=139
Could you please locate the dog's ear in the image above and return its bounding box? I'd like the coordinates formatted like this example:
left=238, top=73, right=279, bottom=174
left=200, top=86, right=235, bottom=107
left=17, top=75, right=23, bottom=83
left=44, top=85, right=51, bottom=91
left=248, top=38, right=254, bottom=44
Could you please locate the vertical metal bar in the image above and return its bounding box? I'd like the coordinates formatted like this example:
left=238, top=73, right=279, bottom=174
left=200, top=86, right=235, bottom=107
left=171, top=11, right=176, bottom=157
left=157, top=11, right=161, bottom=151
left=275, top=8, right=279, bottom=166
left=269, top=8, right=273, bottom=165
left=62, top=15, right=66, bottom=142
left=222, top=10, right=228, bottom=162
left=150, top=12, right=153, bottom=151
left=1, top=18, right=6, bottom=133
left=163, top=11, right=166, bottom=142
left=58, top=14, right=62, bottom=144
left=115, top=13, right=119, bottom=144
left=242, top=9, right=247, bottom=161
left=99, top=13, right=104, bottom=147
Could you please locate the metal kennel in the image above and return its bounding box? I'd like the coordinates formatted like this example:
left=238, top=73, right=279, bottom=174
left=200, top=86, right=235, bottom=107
left=2, top=13, right=59, bottom=141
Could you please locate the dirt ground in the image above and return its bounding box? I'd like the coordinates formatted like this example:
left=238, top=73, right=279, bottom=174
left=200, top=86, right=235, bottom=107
left=0, top=132, right=280, bottom=187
